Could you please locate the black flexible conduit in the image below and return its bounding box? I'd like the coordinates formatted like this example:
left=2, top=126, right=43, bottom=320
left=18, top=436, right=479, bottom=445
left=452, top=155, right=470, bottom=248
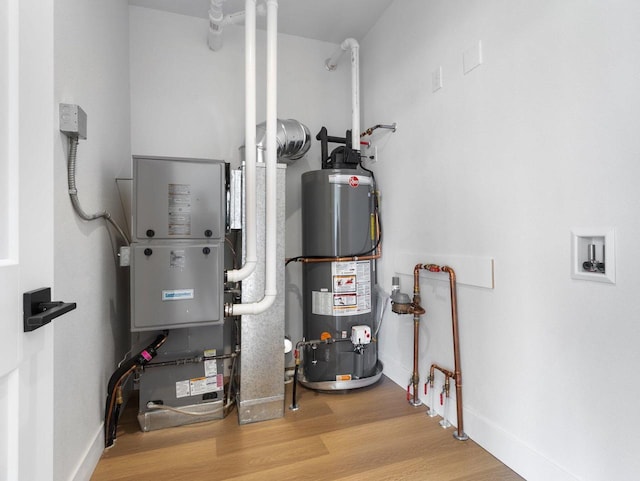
left=104, top=331, right=169, bottom=448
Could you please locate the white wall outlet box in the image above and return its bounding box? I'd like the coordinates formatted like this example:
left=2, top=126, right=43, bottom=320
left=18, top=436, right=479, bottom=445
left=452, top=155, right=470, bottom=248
left=571, top=228, right=615, bottom=284
left=59, top=103, right=87, bottom=139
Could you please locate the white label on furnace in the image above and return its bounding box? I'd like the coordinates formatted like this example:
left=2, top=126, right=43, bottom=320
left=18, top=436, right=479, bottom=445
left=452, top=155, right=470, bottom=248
left=176, top=380, right=190, bottom=399
left=170, top=249, right=186, bottom=268
left=189, top=377, right=213, bottom=396
left=168, top=183, right=191, bottom=235
left=162, top=289, right=194, bottom=301
left=204, top=359, right=217, bottom=377
left=212, top=375, right=224, bottom=391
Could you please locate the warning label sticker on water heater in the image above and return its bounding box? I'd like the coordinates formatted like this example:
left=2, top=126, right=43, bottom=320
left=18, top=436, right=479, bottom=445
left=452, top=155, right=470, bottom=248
left=311, top=260, right=371, bottom=317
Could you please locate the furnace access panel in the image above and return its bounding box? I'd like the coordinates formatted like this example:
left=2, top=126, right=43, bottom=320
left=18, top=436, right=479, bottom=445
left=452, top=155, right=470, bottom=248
left=131, top=156, right=225, bottom=331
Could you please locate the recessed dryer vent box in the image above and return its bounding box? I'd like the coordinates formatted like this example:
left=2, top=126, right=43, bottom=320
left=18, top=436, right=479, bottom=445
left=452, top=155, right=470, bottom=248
left=571, top=228, right=615, bottom=284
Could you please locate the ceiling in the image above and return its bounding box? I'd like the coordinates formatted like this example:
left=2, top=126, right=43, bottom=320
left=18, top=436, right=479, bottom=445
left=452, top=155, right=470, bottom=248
left=128, top=0, right=394, bottom=44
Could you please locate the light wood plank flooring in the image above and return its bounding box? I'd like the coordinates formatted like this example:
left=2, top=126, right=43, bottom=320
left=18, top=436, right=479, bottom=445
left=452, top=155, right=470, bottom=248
left=91, top=376, right=523, bottom=480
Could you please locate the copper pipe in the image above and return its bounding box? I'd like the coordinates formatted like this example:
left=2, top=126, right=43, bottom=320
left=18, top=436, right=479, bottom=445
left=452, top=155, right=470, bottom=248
left=406, top=264, right=428, bottom=407
left=296, top=251, right=381, bottom=264
left=431, top=363, right=454, bottom=380
left=410, top=312, right=422, bottom=406
left=412, top=263, right=467, bottom=440
left=441, top=265, right=468, bottom=441
left=405, top=263, right=438, bottom=407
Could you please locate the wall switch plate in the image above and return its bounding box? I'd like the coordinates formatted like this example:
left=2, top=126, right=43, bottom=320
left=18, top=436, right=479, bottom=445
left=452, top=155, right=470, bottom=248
left=463, top=41, right=483, bottom=74
left=432, top=66, right=443, bottom=92
left=571, top=228, right=615, bottom=283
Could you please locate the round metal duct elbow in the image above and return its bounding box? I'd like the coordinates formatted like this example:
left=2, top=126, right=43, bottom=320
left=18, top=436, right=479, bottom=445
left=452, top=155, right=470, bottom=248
left=255, top=119, right=311, bottom=164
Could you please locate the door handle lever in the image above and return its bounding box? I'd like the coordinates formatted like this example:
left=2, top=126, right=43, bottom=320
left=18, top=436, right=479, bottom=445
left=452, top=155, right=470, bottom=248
left=23, top=287, right=77, bottom=332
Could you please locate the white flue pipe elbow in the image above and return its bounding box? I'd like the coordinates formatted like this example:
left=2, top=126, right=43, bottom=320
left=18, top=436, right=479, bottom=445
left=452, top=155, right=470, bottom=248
left=227, top=292, right=276, bottom=316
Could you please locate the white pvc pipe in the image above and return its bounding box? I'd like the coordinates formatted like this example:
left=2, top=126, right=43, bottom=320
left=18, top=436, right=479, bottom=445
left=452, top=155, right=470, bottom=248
left=207, top=0, right=225, bottom=51
left=343, top=38, right=360, bottom=150
left=325, top=38, right=360, bottom=150
left=229, top=0, right=278, bottom=316
left=264, top=0, right=278, bottom=299
left=226, top=0, right=257, bottom=283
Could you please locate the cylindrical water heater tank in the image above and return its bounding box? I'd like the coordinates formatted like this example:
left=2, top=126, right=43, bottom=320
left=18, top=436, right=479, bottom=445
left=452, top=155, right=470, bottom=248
left=301, top=169, right=379, bottom=388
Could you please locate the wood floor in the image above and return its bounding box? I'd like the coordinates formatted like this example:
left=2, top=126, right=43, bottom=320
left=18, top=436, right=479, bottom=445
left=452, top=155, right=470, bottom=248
left=91, top=376, right=524, bottom=480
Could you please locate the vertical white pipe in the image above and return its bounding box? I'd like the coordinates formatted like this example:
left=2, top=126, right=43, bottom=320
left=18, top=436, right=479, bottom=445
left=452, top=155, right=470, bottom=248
left=207, top=0, right=225, bottom=51
left=264, top=0, right=278, bottom=299
left=325, top=38, right=360, bottom=150
left=228, top=0, right=278, bottom=316
left=342, top=38, right=360, bottom=150
left=226, top=0, right=257, bottom=283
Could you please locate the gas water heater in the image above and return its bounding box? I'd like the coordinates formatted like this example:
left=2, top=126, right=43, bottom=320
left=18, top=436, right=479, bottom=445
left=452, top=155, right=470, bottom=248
left=299, top=128, right=382, bottom=390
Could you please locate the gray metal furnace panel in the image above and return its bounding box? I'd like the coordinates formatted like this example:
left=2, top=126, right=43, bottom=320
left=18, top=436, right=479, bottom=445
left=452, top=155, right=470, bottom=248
left=133, top=156, right=225, bottom=240
left=137, top=335, right=226, bottom=432
left=131, top=242, right=224, bottom=331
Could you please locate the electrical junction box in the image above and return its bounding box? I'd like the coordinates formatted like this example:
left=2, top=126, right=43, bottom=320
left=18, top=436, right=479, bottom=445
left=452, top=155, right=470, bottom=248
left=130, top=156, right=226, bottom=331
left=351, top=325, right=371, bottom=345
left=59, top=103, right=87, bottom=140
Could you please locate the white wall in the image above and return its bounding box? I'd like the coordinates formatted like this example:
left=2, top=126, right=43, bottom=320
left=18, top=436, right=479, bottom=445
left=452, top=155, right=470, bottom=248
left=53, top=1, right=131, bottom=480
left=129, top=6, right=352, bottom=345
left=362, top=1, right=640, bottom=480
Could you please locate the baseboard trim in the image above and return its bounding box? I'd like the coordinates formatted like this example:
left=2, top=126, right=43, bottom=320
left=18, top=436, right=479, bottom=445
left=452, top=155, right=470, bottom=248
left=380, top=355, right=577, bottom=481
left=464, top=408, right=578, bottom=481
left=69, top=423, right=104, bottom=481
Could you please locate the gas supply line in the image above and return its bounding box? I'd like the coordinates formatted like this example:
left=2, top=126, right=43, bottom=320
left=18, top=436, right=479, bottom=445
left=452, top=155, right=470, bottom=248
left=104, top=331, right=169, bottom=448
left=289, top=337, right=353, bottom=411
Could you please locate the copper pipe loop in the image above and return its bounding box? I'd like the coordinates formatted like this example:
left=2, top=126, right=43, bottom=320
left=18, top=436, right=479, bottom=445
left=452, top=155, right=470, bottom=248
left=414, top=263, right=467, bottom=440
